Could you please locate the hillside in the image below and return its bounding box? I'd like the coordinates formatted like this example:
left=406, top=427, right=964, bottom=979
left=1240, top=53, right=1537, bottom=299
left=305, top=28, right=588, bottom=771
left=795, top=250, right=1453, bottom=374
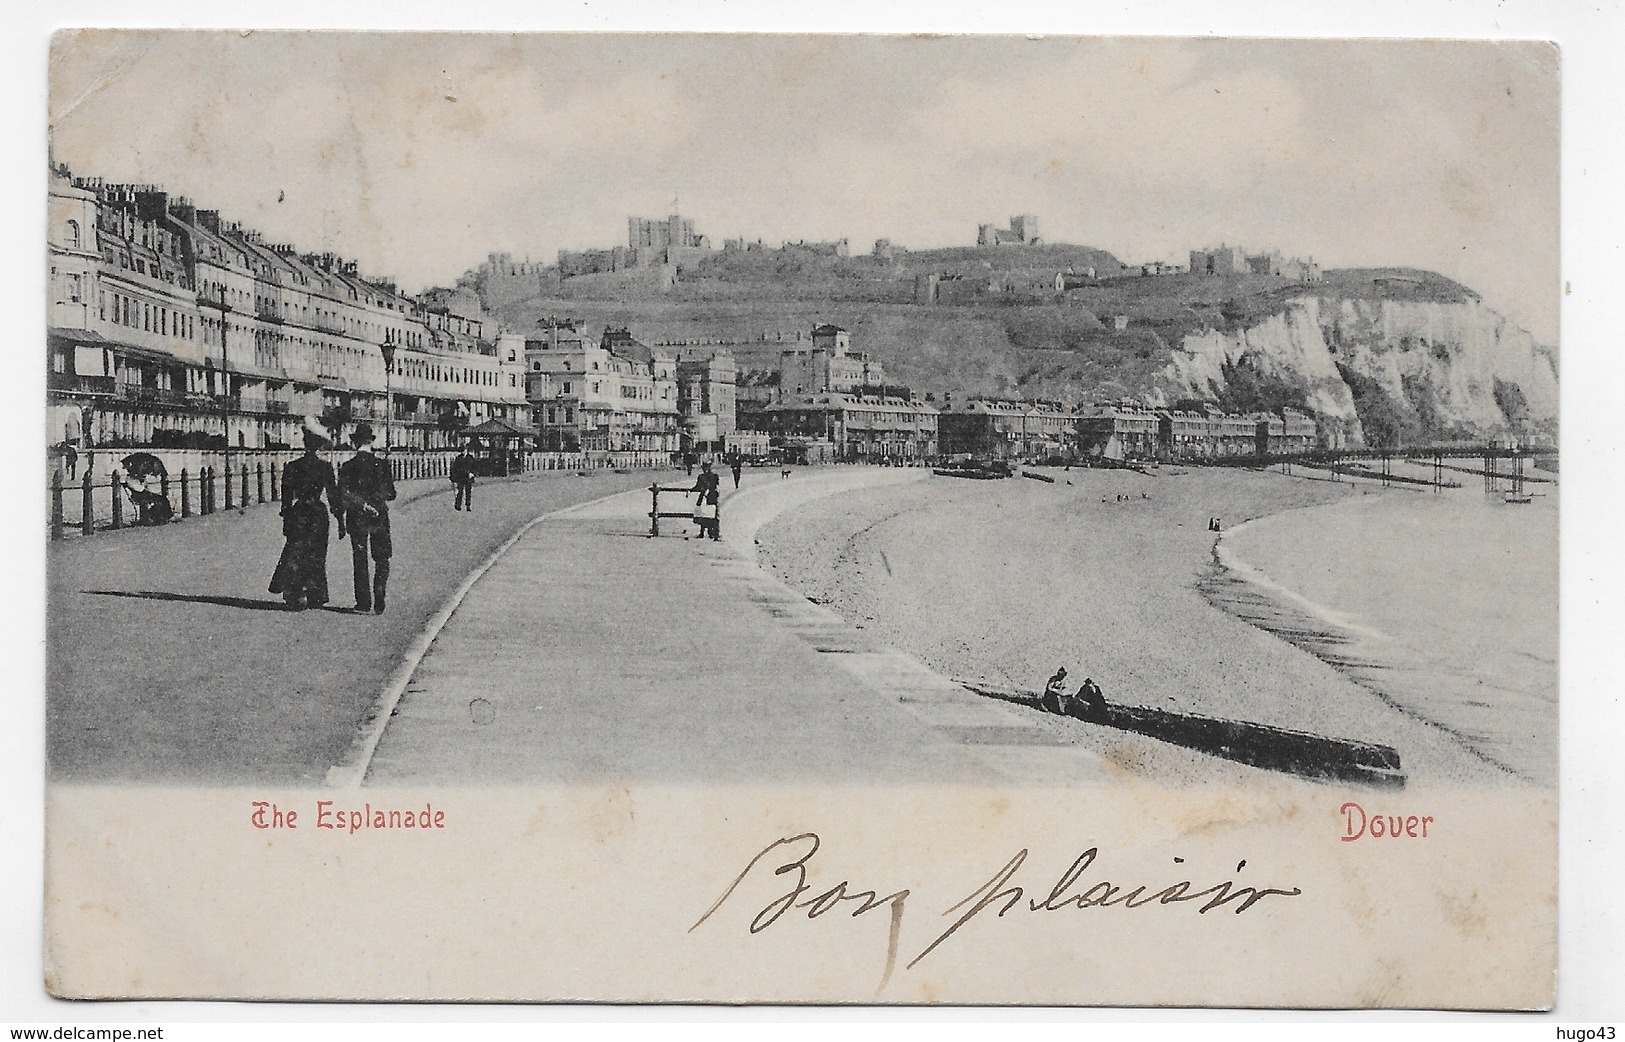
left=473, top=246, right=1557, bottom=448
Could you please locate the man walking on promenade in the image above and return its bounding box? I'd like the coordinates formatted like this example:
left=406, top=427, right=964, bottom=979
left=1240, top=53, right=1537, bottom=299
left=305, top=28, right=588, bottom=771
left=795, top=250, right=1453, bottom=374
left=451, top=441, right=477, bottom=512
left=728, top=454, right=743, bottom=489
left=337, top=422, right=397, bottom=614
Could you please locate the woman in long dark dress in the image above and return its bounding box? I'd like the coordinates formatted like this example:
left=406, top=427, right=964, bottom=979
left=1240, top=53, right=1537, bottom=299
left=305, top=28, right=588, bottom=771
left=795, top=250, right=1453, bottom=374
left=269, top=418, right=337, bottom=610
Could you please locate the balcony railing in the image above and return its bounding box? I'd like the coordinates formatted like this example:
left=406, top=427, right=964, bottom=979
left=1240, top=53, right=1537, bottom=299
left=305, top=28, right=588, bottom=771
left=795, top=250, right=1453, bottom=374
left=224, top=396, right=294, bottom=415
left=122, top=385, right=194, bottom=406
left=48, top=373, right=115, bottom=396
left=197, top=286, right=232, bottom=311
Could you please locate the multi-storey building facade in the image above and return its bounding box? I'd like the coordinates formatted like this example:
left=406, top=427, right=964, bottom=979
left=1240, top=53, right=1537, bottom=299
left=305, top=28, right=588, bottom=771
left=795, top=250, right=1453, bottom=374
left=675, top=352, right=737, bottom=454
left=1075, top=403, right=1162, bottom=460
left=518, top=322, right=680, bottom=454
left=1076, top=402, right=1323, bottom=461
left=1162, top=407, right=1257, bottom=458
left=779, top=324, right=885, bottom=396
left=47, top=165, right=528, bottom=452
left=1256, top=408, right=1318, bottom=454
left=754, top=392, right=937, bottom=461
left=937, top=398, right=1075, bottom=459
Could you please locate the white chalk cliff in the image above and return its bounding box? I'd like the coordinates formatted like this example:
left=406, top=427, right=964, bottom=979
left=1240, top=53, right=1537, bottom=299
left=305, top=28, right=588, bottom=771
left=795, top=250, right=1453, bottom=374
left=1158, top=296, right=1559, bottom=447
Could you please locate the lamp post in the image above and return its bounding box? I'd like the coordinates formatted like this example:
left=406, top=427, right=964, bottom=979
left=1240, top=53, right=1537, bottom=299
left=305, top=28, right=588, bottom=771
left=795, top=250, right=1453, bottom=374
left=380, top=340, right=397, bottom=454
left=221, top=343, right=231, bottom=510
left=217, top=300, right=233, bottom=510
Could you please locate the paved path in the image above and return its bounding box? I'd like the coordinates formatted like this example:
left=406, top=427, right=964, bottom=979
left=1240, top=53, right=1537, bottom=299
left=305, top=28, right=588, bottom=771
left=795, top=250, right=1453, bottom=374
left=47, top=467, right=678, bottom=784
left=366, top=469, right=1110, bottom=785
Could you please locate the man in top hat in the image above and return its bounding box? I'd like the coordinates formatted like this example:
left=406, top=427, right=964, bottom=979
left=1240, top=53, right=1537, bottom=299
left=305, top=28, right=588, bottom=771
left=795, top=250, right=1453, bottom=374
left=336, top=422, right=397, bottom=614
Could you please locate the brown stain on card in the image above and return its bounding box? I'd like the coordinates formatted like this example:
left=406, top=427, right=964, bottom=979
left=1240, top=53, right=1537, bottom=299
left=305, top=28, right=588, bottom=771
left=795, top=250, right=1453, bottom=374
left=590, top=786, right=637, bottom=843
left=1439, top=889, right=1488, bottom=936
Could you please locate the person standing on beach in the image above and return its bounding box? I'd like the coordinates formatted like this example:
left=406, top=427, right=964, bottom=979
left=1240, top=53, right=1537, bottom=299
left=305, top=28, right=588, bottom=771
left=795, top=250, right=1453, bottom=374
left=268, top=416, right=336, bottom=610
left=450, top=442, right=477, bottom=512
left=337, top=423, right=397, bottom=614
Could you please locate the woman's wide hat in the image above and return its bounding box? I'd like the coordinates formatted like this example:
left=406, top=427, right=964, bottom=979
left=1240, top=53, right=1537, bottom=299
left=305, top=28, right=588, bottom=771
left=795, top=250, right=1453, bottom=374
left=302, top=415, right=332, bottom=444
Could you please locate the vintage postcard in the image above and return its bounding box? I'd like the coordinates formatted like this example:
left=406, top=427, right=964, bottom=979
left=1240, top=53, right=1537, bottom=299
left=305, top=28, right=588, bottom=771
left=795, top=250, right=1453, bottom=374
left=41, top=31, right=1560, bottom=1007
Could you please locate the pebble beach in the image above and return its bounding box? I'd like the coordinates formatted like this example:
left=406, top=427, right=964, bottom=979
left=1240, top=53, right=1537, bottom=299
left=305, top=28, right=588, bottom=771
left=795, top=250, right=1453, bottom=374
left=753, top=464, right=1552, bottom=788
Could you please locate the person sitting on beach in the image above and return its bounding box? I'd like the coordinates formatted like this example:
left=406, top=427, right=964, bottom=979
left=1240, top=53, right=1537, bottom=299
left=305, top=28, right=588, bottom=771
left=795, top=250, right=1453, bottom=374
left=1076, top=677, right=1108, bottom=720
left=1042, top=667, right=1069, bottom=714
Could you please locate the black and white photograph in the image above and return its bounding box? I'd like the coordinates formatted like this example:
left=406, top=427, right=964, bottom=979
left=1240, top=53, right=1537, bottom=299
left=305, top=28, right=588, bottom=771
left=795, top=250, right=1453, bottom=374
left=19, top=14, right=1612, bottom=1017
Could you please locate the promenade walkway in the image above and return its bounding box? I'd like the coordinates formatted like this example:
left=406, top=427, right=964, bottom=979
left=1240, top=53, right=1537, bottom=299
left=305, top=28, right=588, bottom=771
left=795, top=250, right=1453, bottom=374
left=363, top=468, right=1107, bottom=786
left=47, top=467, right=676, bottom=784
left=49, top=463, right=1108, bottom=787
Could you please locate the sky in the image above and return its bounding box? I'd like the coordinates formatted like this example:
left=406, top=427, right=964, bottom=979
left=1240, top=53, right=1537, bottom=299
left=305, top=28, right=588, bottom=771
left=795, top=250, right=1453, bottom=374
left=49, top=31, right=1559, bottom=341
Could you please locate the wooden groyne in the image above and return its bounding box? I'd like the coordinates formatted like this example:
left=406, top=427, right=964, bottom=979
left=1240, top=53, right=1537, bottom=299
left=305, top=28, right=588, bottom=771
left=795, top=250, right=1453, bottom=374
left=959, top=677, right=1406, bottom=788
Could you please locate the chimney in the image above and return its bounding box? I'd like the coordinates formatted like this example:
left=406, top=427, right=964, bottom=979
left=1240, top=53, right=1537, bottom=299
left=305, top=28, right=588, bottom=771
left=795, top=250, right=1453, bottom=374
left=134, top=190, right=169, bottom=223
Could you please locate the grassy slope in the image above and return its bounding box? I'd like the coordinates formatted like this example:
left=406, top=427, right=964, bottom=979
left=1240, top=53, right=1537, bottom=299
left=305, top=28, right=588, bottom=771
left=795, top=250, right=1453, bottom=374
left=483, top=249, right=1486, bottom=404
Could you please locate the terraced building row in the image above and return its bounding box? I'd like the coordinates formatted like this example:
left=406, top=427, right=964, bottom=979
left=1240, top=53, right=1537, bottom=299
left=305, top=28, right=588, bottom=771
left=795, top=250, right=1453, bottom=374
left=47, top=164, right=529, bottom=452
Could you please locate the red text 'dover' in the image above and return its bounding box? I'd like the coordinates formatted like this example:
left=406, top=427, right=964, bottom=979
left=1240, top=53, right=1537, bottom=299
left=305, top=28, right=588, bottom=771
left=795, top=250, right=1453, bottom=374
left=1340, top=801, right=1433, bottom=842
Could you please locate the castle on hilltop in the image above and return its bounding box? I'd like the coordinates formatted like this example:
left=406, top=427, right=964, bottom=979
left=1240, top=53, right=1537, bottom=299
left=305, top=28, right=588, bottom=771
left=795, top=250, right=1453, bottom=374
left=557, top=212, right=714, bottom=279
left=1190, top=245, right=1321, bottom=282
left=977, top=214, right=1041, bottom=247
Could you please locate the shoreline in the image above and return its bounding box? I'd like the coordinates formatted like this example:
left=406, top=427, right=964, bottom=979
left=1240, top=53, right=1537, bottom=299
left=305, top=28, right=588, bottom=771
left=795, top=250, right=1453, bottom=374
left=753, top=464, right=1529, bottom=788
left=1211, top=476, right=1556, bottom=786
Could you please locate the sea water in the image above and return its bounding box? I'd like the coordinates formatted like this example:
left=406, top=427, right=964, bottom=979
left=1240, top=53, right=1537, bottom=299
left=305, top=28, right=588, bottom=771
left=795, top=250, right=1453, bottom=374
left=1212, top=480, right=1558, bottom=784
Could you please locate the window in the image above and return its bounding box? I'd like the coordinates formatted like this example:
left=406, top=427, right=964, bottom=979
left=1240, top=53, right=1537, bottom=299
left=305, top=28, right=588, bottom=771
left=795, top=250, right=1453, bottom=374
left=64, top=220, right=81, bottom=249
left=562, top=381, right=572, bottom=395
